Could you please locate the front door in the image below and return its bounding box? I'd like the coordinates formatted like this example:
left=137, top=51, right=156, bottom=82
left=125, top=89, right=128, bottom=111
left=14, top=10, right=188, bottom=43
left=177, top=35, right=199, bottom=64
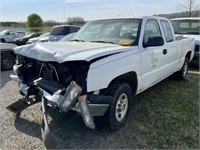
left=140, top=19, right=167, bottom=90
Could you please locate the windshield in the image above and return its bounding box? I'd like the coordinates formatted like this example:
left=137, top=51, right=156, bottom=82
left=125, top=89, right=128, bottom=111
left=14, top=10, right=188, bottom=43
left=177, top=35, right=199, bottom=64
left=171, top=19, right=200, bottom=35
left=72, top=19, right=142, bottom=46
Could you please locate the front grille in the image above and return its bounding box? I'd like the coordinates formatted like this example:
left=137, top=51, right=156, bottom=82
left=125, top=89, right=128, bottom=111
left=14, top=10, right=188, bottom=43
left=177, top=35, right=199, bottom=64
left=195, top=45, right=199, bottom=52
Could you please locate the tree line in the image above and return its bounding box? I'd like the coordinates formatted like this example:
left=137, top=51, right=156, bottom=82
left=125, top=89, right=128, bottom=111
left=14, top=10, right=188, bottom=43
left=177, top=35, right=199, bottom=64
left=1, top=10, right=199, bottom=29
left=155, top=10, right=200, bottom=19
left=0, top=15, right=85, bottom=31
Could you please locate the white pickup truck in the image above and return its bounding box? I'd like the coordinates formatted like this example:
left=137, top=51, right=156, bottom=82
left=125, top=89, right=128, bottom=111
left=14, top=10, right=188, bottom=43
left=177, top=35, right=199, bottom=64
left=171, top=18, right=200, bottom=66
left=9, top=16, right=194, bottom=148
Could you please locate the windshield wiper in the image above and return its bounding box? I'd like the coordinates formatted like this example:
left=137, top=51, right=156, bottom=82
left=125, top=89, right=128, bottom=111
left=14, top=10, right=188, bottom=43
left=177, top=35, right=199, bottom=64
left=70, top=39, right=85, bottom=42
left=90, top=40, right=115, bottom=44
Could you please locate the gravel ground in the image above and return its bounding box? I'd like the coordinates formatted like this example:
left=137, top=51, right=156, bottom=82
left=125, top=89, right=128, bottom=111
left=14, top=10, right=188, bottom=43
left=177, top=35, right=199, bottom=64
left=0, top=70, right=139, bottom=149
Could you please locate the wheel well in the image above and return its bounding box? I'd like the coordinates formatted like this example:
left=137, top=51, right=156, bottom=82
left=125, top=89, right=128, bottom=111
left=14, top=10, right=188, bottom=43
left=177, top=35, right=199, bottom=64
left=186, top=51, right=191, bottom=60
left=106, top=72, right=138, bottom=95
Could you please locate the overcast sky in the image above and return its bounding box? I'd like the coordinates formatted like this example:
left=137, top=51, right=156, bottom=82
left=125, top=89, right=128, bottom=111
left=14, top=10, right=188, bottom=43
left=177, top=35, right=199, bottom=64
left=0, top=0, right=178, bottom=22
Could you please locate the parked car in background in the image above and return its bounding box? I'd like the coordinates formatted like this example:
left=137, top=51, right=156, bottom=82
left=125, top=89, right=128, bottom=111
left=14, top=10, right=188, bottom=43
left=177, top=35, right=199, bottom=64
left=14, top=33, right=41, bottom=46
left=59, top=32, right=76, bottom=42
left=49, top=25, right=81, bottom=42
left=171, top=18, right=200, bottom=67
left=27, top=32, right=50, bottom=44
left=0, top=42, right=17, bottom=71
left=15, top=31, right=26, bottom=38
left=0, top=30, right=24, bottom=43
left=38, top=32, right=50, bottom=42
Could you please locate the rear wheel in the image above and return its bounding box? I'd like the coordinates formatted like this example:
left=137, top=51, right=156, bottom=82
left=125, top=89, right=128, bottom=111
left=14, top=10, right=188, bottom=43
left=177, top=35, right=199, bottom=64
left=173, top=57, right=189, bottom=80
left=1, top=53, right=15, bottom=71
left=95, top=81, right=133, bottom=130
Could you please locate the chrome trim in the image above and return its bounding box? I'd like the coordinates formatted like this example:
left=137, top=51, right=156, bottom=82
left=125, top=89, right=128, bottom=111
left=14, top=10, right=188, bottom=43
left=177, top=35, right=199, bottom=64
left=43, top=90, right=63, bottom=106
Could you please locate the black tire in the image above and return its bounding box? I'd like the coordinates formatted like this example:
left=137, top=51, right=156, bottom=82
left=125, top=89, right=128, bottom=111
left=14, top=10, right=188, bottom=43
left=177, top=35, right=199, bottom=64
left=1, top=53, right=15, bottom=71
left=173, top=57, right=189, bottom=80
left=0, top=39, right=6, bottom=43
left=95, top=81, right=133, bottom=131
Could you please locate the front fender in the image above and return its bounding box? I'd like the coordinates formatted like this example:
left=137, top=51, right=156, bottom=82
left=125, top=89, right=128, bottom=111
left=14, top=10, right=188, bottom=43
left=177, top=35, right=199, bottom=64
left=87, top=50, right=141, bottom=92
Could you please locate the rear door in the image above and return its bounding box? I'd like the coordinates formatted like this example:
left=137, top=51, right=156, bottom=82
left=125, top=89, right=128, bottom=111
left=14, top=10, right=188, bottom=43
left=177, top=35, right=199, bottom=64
left=160, top=19, right=179, bottom=73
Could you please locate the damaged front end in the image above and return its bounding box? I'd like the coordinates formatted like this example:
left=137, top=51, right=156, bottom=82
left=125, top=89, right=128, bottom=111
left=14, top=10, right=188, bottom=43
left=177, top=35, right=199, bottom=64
left=8, top=55, right=113, bottom=148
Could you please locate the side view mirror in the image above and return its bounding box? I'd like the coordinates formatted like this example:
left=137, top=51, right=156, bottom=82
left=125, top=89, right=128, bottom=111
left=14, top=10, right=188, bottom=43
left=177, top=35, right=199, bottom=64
left=143, top=36, right=164, bottom=48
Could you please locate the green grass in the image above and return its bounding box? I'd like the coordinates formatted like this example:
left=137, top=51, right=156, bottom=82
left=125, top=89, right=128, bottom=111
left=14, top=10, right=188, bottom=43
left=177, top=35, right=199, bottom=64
left=129, top=69, right=199, bottom=149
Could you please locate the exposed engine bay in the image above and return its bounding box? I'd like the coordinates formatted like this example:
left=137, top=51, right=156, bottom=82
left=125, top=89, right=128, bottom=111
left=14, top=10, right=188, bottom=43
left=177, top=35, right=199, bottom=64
left=15, top=54, right=89, bottom=95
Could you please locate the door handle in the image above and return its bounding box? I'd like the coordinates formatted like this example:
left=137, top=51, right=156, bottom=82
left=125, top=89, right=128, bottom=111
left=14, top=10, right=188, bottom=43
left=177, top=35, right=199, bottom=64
left=163, top=49, right=167, bottom=55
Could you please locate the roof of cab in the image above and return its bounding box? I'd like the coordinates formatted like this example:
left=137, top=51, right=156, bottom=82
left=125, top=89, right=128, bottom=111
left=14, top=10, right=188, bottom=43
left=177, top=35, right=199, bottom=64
left=90, top=16, right=169, bottom=22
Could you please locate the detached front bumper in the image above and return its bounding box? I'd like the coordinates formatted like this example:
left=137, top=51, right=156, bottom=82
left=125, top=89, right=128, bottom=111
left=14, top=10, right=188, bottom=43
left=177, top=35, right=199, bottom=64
left=10, top=65, right=112, bottom=129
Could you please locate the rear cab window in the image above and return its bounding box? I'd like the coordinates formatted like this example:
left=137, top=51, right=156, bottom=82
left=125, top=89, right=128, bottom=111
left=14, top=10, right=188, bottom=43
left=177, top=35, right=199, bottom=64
left=69, top=26, right=80, bottom=33
left=50, top=26, right=69, bottom=35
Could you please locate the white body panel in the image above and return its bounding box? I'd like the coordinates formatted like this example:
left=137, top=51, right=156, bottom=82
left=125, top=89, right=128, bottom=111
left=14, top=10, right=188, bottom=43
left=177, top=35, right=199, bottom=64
left=87, top=47, right=141, bottom=92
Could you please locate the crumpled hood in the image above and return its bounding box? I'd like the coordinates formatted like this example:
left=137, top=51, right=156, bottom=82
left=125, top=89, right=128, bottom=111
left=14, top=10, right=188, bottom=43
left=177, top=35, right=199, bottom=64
left=14, top=42, right=133, bottom=63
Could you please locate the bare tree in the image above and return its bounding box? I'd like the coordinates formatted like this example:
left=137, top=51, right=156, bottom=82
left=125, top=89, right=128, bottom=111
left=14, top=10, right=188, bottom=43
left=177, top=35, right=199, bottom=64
left=66, top=17, right=85, bottom=25
left=177, top=0, right=200, bottom=17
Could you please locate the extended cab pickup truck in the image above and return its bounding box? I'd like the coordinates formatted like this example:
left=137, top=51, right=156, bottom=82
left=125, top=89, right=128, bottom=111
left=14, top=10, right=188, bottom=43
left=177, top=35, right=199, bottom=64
left=9, top=16, right=194, bottom=148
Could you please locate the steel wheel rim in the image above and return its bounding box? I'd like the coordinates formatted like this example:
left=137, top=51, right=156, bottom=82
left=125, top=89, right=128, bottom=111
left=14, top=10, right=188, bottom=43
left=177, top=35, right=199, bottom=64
left=2, top=57, right=13, bottom=69
left=115, top=93, right=128, bottom=121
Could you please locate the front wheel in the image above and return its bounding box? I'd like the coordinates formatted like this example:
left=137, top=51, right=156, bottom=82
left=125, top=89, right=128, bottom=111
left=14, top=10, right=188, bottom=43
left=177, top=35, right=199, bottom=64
left=173, top=57, right=189, bottom=80
left=1, top=53, right=16, bottom=71
left=95, top=82, right=133, bottom=130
